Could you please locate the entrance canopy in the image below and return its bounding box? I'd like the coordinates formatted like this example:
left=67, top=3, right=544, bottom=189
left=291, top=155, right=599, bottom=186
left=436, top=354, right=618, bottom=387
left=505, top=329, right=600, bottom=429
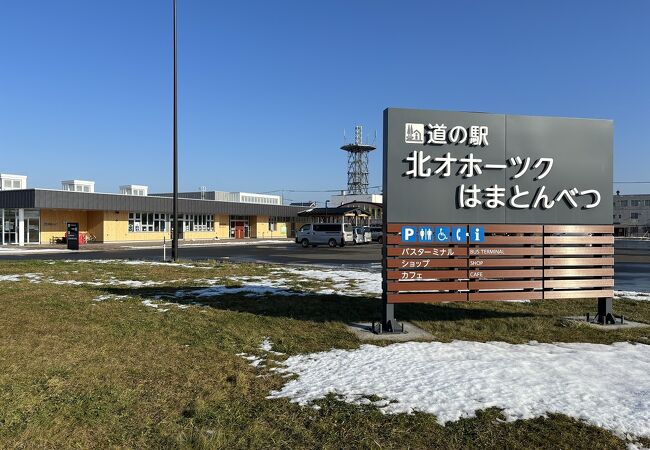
left=297, top=207, right=370, bottom=223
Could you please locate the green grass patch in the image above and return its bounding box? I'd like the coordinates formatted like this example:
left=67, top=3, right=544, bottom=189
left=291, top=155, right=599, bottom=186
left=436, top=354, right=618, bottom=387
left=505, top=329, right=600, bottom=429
left=0, top=259, right=647, bottom=449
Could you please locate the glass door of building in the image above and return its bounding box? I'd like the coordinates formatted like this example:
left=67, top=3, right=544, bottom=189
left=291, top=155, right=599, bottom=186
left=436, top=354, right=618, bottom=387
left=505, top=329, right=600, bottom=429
left=229, top=217, right=250, bottom=239
left=2, top=210, right=17, bottom=245
left=26, top=218, right=40, bottom=244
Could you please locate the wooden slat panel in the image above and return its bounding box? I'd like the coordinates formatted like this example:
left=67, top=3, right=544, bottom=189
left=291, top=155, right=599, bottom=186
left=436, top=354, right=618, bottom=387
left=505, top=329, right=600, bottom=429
left=544, top=268, right=614, bottom=277
left=386, top=247, right=468, bottom=257
left=387, top=292, right=467, bottom=303
left=468, top=247, right=543, bottom=256
left=387, top=259, right=467, bottom=268
left=469, top=280, right=543, bottom=290
left=384, top=223, right=615, bottom=305
left=543, top=289, right=613, bottom=299
left=544, top=236, right=614, bottom=245
left=469, top=258, right=543, bottom=268
left=544, top=225, right=614, bottom=234
left=387, top=281, right=467, bottom=292
left=386, top=270, right=468, bottom=280
left=469, top=291, right=544, bottom=301
left=469, top=269, right=543, bottom=279
left=544, top=257, right=614, bottom=267
left=545, top=279, right=614, bottom=289
left=543, top=247, right=614, bottom=256
left=481, top=224, right=543, bottom=233
left=481, top=236, right=543, bottom=245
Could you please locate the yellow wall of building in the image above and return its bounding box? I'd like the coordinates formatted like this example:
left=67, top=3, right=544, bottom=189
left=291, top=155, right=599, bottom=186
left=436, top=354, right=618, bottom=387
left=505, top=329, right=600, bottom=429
left=40, top=209, right=91, bottom=244
left=254, top=216, right=289, bottom=239
left=39, top=210, right=291, bottom=244
left=216, top=214, right=230, bottom=239
left=103, top=212, right=221, bottom=242
left=87, top=211, right=104, bottom=241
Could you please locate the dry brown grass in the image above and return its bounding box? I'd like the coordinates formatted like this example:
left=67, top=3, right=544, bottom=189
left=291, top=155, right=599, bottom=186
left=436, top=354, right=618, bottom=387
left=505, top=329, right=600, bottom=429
left=0, top=259, right=646, bottom=449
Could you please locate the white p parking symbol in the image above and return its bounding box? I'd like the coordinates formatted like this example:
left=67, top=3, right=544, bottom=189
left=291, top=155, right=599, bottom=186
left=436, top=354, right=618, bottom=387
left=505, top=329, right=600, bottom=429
left=401, top=226, right=417, bottom=242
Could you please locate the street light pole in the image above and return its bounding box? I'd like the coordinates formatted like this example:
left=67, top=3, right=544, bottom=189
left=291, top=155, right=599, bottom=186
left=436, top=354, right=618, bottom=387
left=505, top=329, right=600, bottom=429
left=171, top=0, right=179, bottom=261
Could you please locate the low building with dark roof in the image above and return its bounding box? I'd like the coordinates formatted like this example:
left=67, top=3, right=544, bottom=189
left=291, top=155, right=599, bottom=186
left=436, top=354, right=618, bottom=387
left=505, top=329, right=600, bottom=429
left=0, top=180, right=306, bottom=245
left=297, top=206, right=370, bottom=225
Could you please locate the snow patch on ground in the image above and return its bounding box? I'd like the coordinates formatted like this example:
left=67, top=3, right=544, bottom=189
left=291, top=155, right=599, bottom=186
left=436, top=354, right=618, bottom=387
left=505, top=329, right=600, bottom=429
left=236, top=338, right=285, bottom=368
left=58, top=259, right=212, bottom=269
left=616, top=291, right=650, bottom=301
left=0, top=271, right=164, bottom=288
left=279, top=268, right=382, bottom=297
left=141, top=298, right=190, bottom=312
left=93, top=294, right=130, bottom=302
left=167, top=269, right=382, bottom=299
left=268, top=340, right=650, bottom=439
left=0, top=273, right=42, bottom=282
left=260, top=337, right=284, bottom=355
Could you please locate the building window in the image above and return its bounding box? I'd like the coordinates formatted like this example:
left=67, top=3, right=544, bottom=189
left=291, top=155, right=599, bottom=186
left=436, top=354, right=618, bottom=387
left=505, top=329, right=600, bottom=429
left=182, top=214, right=214, bottom=232
left=645, top=200, right=650, bottom=207
left=620, top=200, right=628, bottom=207
left=268, top=218, right=277, bottom=231
left=631, top=213, right=640, bottom=219
left=129, top=212, right=168, bottom=232
left=631, top=200, right=640, bottom=207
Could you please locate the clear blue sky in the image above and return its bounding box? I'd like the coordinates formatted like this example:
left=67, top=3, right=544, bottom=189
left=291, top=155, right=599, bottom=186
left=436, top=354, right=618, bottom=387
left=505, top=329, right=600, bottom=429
left=1, top=0, right=648, bottom=204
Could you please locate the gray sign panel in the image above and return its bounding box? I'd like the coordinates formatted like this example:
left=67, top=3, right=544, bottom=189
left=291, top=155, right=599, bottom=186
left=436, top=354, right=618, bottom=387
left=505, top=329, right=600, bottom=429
left=384, top=108, right=613, bottom=224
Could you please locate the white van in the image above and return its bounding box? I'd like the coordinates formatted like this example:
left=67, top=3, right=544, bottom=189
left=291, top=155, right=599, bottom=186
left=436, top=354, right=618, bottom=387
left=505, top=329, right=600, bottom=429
left=295, top=223, right=354, bottom=248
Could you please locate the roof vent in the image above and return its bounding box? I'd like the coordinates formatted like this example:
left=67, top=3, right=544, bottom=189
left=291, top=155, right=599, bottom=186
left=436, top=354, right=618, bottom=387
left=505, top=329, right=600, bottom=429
left=119, top=185, right=148, bottom=196
left=61, top=180, right=95, bottom=193
left=0, top=174, right=27, bottom=191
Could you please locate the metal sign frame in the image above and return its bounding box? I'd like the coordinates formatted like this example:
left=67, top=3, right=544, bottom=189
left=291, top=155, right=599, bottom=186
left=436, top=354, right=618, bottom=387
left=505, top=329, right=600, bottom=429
left=382, top=108, right=614, bottom=331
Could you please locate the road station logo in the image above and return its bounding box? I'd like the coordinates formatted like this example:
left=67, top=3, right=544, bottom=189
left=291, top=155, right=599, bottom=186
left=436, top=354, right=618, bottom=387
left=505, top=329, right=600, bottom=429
left=405, top=123, right=424, bottom=144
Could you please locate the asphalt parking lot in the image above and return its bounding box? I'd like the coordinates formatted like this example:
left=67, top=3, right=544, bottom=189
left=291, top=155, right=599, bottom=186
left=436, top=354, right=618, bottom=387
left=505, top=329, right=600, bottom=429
left=1, top=240, right=650, bottom=291
left=0, top=241, right=383, bottom=267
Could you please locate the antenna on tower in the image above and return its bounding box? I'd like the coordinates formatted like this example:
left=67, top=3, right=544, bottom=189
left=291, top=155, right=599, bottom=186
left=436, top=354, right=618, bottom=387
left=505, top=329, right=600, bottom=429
left=340, top=124, right=376, bottom=195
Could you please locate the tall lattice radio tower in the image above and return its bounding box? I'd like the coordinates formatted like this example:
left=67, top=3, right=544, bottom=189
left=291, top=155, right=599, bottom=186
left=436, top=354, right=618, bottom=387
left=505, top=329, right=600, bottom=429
left=341, top=125, right=376, bottom=195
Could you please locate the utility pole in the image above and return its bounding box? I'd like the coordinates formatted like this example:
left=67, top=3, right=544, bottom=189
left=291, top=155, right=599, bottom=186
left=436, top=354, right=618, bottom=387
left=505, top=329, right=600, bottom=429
left=171, top=0, right=179, bottom=261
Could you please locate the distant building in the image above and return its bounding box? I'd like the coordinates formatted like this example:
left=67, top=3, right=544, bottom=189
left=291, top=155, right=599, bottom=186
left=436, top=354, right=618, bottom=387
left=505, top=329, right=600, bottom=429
left=613, top=193, right=650, bottom=237
left=290, top=201, right=317, bottom=208
left=330, top=192, right=382, bottom=225
left=152, top=190, right=282, bottom=205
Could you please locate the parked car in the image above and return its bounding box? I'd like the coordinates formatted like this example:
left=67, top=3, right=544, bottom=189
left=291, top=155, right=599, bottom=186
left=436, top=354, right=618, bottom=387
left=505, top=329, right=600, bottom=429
left=353, top=227, right=372, bottom=244
left=366, top=226, right=383, bottom=243
left=295, top=223, right=354, bottom=248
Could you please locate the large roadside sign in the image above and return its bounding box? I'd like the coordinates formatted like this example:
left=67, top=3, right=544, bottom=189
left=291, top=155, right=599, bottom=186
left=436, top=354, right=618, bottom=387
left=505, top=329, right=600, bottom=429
left=382, top=108, right=614, bottom=331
